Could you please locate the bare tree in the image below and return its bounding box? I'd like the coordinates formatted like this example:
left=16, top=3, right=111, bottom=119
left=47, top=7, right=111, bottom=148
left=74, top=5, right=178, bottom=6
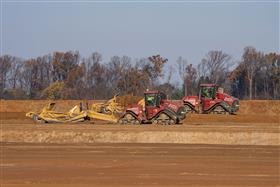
left=83, top=52, right=103, bottom=98
left=242, top=47, right=262, bottom=100
left=263, top=53, right=280, bottom=99
left=0, top=55, right=13, bottom=96
left=199, top=50, right=232, bottom=84
left=36, top=55, right=52, bottom=90
left=9, top=57, right=23, bottom=89
left=197, top=59, right=207, bottom=79
left=271, top=54, right=280, bottom=99
left=166, top=65, right=174, bottom=84
left=88, top=57, right=107, bottom=99
left=185, top=64, right=197, bottom=95
left=176, top=56, right=188, bottom=95
left=107, top=56, right=131, bottom=95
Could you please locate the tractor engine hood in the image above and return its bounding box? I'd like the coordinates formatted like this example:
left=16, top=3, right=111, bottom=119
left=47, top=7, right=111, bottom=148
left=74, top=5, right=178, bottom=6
left=162, top=100, right=182, bottom=112
left=182, top=96, right=199, bottom=105
left=218, top=93, right=239, bottom=102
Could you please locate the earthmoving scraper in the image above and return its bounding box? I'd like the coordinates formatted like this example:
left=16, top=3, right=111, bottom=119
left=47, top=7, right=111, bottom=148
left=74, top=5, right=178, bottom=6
left=91, top=94, right=124, bottom=114
left=26, top=102, right=89, bottom=123
left=26, top=95, right=123, bottom=123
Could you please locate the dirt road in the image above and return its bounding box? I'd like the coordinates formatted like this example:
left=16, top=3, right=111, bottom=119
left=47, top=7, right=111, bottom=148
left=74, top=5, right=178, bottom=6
left=1, top=143, right=279, bottom=187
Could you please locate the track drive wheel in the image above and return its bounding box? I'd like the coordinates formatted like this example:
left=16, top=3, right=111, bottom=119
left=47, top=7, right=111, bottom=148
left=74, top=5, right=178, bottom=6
left=184, top=104, right=195, bottom=113
left=119, top=113, right=140, bottom=125
left=211, top=105, right=229, bottom=115
left=153, top=113, right=175, bottom=125
left=231, top=100, right=239, bottom=113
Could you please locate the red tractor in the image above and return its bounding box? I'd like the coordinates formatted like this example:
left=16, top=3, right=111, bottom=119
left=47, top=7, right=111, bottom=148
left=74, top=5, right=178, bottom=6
left=182, top=84, right=239, bottom=114
left=119, top=90, right=187, bottom=125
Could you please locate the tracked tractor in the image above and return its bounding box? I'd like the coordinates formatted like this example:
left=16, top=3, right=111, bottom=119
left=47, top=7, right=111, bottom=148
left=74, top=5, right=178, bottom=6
left=119, top=91, right=187, bottom=125
left=182, top=84, right=239, bottom=114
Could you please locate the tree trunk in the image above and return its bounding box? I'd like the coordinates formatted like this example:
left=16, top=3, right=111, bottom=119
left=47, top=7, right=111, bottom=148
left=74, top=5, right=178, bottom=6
left=13, top=77, right=16, bottom=89
left=254, top=80, right=257, bottom=99
left=272, top=81, right=277, bottom=99
left=249, top=78, right=253, bottom=100
left=184, top=79, right=188, bottom=96
left=265, top=78, right=269, bottom=99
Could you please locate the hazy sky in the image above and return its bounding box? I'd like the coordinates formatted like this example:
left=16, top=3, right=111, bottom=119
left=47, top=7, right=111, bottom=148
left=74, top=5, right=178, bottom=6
left=1, top=1, right=279, bottom=68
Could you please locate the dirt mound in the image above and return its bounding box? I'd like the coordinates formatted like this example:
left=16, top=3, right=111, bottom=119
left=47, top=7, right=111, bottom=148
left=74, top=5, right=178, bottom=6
left=1, top=99, right=279, bottom=117
left=0, top=100, right=85, bottom=113
left=239, top=100, right=280, bottom=116
left=116, top=95, right=142, bottom=107
left=0, top=97, right=142, bottom=113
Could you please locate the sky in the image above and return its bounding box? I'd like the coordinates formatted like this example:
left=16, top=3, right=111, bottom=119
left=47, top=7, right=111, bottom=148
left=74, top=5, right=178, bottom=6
left=1, top=0, right=279, bottom=82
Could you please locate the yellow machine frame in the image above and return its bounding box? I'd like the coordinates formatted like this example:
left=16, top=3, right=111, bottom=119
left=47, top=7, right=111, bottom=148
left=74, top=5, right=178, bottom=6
left=26, top=102, right=88, bottom=123
left=91, top=95, right=124, bottom=114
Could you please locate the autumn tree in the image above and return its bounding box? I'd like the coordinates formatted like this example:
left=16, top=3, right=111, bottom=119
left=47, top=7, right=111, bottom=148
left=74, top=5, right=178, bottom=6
left=1, top=49, right=278, bottom=100
left=148, top=55, right=168, bottom=83
left=41, top=81, right=65, bottom=99
left=63, top=64, right=86, bottom=99
left=52, top=51, right=80, bottom=82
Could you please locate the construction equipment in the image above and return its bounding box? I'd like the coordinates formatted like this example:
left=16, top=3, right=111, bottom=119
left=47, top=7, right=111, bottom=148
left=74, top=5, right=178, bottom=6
left=26, top=102, right=89, bottom=123
left=91, top=94, right=124, bottom=114
left=86, top=110, right=119, bottom=123
left=27, top=95, right=123, bottom=123
left=119, top=90, right=187, bottom=125
left=182, top=84, right=240, bottom=114
left=26, top=93, right=187, bottom=124
left=85, top=94, right=124, bottom=123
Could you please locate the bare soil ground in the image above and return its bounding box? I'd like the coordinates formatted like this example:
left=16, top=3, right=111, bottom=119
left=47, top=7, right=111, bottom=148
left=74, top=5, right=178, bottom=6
left=1, top=143, right=280, bottom=187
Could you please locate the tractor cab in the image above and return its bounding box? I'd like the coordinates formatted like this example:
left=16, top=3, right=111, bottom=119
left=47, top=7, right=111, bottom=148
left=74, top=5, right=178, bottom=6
left=199, top=84, right=219, bottom=110
left=144, top=91, right=166, bottom=119
left=144, top=91, right=166, bottom=107
left=199, top=84, right=218, bottom=99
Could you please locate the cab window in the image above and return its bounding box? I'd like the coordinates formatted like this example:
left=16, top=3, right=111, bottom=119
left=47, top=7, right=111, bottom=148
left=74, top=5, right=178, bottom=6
left=201, top=87, right=215, bottom=99
left=160, top=93, right=167, bottom=100
left=145, top=94, right=157, bottom=106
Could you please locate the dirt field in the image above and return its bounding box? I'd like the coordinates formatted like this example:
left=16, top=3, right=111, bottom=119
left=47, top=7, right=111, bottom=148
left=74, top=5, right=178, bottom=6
left=1, top=143, right=280, bottom=187
left=0, top=100, right=279, bottom=186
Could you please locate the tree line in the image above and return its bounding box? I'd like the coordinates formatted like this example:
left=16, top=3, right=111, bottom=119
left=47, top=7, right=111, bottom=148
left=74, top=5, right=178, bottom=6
left=0, top=46, right=279, bottom=100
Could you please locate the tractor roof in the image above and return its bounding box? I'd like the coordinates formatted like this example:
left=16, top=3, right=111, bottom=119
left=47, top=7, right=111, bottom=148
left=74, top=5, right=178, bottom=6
left=200, top=83, right=219, bottom=87
left=144, top=90, right=162, bottom=94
